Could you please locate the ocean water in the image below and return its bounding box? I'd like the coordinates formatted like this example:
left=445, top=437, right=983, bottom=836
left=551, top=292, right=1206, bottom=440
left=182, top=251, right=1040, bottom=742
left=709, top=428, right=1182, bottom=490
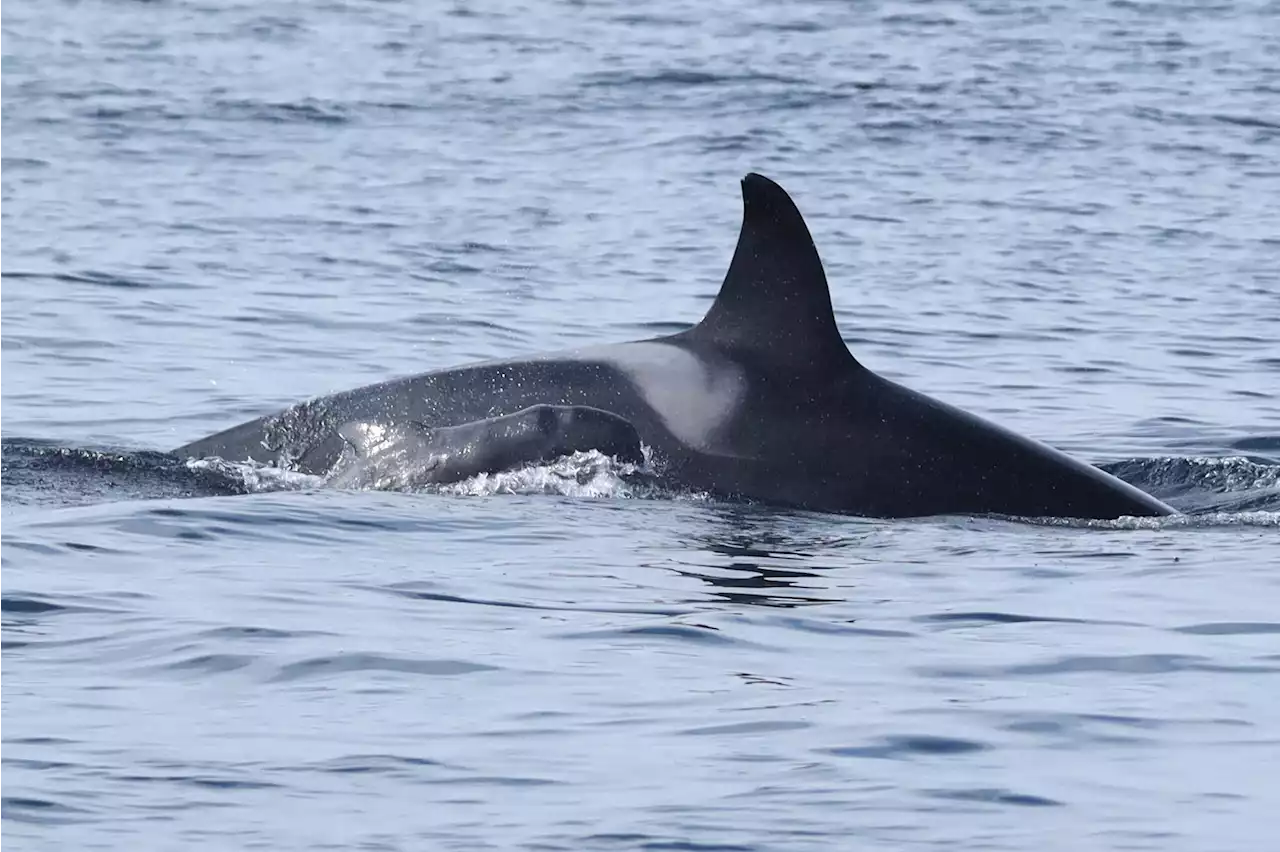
left=3, top=0, right=1279, bottom=849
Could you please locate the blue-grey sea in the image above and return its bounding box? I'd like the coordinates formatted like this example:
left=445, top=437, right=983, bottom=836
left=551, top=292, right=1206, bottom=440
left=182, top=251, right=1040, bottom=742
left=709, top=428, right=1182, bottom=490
left=3, top=0, right=1279, bottom=849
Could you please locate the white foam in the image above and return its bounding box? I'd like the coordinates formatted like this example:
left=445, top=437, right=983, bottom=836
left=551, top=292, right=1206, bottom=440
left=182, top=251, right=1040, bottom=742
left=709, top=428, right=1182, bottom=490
left=186, top=457, right=323, bottom=493
left=1027, top=510, right=1280, bottom=529
left=434, top=449, right=660, bottom=501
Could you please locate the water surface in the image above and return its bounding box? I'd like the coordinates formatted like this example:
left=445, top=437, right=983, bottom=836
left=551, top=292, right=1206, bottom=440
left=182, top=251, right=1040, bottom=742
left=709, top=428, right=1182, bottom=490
left=3, top=0, right=1278, bottom=849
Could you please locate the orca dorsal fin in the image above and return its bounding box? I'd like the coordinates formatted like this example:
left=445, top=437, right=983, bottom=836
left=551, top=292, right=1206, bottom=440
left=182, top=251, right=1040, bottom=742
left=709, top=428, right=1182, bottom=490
left=688, top=173, right=855, bottom=368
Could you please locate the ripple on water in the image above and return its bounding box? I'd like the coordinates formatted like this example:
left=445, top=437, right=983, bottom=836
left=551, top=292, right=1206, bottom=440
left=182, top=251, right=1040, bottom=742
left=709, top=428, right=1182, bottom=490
left=268, top=653, right=500, bottom=683
left=823, top=735, right=989, bottom=760
left=0, top=797, right=94, bottom=826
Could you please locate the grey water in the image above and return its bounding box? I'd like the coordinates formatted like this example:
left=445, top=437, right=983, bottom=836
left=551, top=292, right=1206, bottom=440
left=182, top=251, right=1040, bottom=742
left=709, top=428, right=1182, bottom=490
left=3, top=0, right=1279, bottom=849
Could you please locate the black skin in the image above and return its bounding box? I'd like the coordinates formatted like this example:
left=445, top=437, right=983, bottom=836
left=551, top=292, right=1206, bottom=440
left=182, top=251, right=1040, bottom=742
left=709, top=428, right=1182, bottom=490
left=174, top=173, right=1175, bottom=520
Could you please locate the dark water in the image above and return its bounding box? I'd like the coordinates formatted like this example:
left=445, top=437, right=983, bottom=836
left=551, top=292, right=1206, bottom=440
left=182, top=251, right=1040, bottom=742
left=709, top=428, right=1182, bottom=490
left=3, top=0, right=1279, bottom=849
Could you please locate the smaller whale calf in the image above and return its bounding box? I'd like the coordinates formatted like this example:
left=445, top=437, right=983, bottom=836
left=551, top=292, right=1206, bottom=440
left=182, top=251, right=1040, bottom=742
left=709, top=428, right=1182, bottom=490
left=325, top=404, right=645, bottom=490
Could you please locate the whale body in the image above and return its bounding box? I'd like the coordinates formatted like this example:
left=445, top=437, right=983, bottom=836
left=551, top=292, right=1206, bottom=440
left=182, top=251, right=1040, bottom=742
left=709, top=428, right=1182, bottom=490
left=174, top=173, right=1174, bottom=520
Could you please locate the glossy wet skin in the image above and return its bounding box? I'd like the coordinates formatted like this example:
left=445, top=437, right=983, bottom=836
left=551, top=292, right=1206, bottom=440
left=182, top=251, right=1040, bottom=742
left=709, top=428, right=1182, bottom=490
left=174, top=173, right=1175, bottom=520
left=324, top=404, right=644, bottom=490
left=177, top=332, right=1171, bottom=518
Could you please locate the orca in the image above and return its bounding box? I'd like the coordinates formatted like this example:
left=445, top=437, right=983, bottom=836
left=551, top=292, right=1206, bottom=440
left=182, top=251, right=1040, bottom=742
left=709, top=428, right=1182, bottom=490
left=326, top=404, right=644, bottom=490
left=174, top=173, right=1175, bottom=520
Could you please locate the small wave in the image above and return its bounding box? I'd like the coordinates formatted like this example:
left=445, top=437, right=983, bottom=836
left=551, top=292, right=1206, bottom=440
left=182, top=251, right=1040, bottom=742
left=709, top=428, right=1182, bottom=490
left=1212, top=113, right=1280, bottom=131
left=2, top=595, right=73, bottom=615
left=581, top=69, right=800, bottom=89
left=110, top=773, right=281, bottom=791
left=762, top=615, right=911, bottom=637
left=678, top=720, right=812, bottom=737
left=824, top=735, right=988, bottom=760
left=1, top=439, right=250, bottom=507
left=1173, top=622, right=1280, bottom=636
left=924, top=787, right=1062, bottom=807
left=1100, top=455, right=1280, bottom=516
left=82, top=103, right=184, bottom=124
left=1, top=796, right=92, bottom=825
left=922, top=654, right=1280, bottom=679
left=209, top=97, right=351, bottom=126
left=1027, top=511, right=1279, bottom=530
left=370, top=582, right=691, bottom=617
left=556, top=623, right=755, bottom=648
left=146, top=653, right=258, bottom=677
left=1, top=269, right=186, bottom=290
left=1229, top=435, right=1280, bottom=456
left=1, top=156, right=50, bottom=169
left=305, top=754, right=450, bottom=776
left=269, top=653, right=499, bottom=683
left=194, top=625, right=330, bottom=641
left=917, top=611, right=1104, bottom=626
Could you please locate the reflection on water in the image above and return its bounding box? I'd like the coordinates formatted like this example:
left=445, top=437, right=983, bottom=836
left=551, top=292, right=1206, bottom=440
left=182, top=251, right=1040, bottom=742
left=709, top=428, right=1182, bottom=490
left=663, top=506, right=886, bottom=608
